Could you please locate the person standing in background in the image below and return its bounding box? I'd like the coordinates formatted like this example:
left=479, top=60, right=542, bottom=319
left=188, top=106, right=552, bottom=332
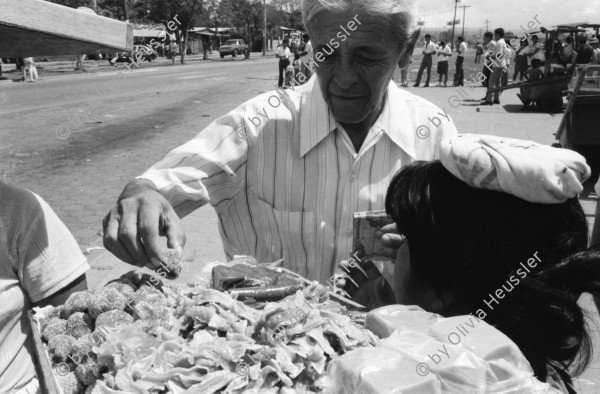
left=397, top=29, right=420, bottom=88
left=300, top=33, right=314, bottom=80
left=276, top=39, right=292, bottom=88
left=436, top=40, right=451, bottom=87
left=481, top=32, right=496, bottom=90
left=475, top=41, right=484, bottom=64
left=22, top=57, right=38, bottom=82
left=169, top=41, right=179, bottom=64
left=482, top=28, right=507, bottom=105
left=529, top=35, right=545, bottom=66
left=453, top=36, right=467, bottom=87
left=513, top=38, right=530, bottom=82
left=413, top=34, right=436, bottom=87
left=75, top=54, right=86, bottom=71
left=588, top=38, right=599, bottom=64
left=502, top=41, right=513, bottom=85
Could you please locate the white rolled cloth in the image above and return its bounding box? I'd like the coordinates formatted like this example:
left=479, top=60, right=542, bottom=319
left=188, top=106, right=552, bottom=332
left=439, top=134, right=591, bottom=203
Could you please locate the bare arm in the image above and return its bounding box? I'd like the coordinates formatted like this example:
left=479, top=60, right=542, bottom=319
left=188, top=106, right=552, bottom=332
left=33, top=275, right=87, bottom=308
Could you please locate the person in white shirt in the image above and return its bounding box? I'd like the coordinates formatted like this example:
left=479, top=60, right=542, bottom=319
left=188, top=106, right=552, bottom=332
left=482, top=28, right=507, bottom=105
left=436, top=41, right=451, bottom=87
left=413, top=34, right=437, bottom=87
left=103, top=0, right=458, bottom=294
left=453, top=36, right=467, bottom=86
left=300, top=33, right=314, bottom=81
left=590, top=38, right=600, bottom=64
left=529, top=35, right=545, bottom=65
left=276, top=39, right=292, bottom=88
left=22, top=57, right=38, bottom=82
left=0, top=181, right=89, bottom=394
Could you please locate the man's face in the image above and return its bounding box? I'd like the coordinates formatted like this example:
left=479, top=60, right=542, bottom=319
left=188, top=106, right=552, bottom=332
left=309, top=11, right=405, bottom=124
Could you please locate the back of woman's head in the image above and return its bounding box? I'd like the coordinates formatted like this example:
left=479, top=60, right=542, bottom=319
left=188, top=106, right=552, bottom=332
left=385, top=161, right=600, bottom=388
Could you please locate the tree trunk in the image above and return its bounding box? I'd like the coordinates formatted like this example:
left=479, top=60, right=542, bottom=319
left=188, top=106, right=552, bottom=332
left=120, top=0, right=128, bottom=21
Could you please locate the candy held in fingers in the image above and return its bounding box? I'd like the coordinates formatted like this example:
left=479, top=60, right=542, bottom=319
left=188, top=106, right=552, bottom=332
left=156, top=248, right=183, bottom=279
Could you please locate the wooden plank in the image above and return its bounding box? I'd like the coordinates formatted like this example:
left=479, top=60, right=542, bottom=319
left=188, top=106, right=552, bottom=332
left=0, top=0, right=132, bottom=57
left=28, top=311, right=60, bottom=394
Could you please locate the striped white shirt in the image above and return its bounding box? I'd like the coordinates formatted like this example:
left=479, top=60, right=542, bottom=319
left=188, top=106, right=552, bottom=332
left=140, top=77, right=458, bottom=283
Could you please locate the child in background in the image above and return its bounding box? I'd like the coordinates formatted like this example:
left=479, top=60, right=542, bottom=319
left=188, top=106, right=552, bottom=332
left=284, top=59, right=295, bottom=88
left=293, top=53, right=302, bottom=85
left=436, top=41, right=451, bottom=87
left=526, top=59, right=544, bottom=81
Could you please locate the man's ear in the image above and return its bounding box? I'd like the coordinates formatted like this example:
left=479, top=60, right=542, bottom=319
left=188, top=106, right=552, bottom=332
left=398, top=28, right=421, bottom=69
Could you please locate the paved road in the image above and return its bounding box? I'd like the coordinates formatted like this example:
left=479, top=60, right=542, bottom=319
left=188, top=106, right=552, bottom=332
left=1, top=58, right=279, bottom=251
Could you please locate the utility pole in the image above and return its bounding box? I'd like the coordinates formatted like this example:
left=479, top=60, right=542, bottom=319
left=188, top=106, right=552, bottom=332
left=484, top=19, right=491, bottom=32
left=460, top=5, right=470, bottom=38
left=263, top=0, right=267, bottom=56
left=450, top=0, right=459, bottom=50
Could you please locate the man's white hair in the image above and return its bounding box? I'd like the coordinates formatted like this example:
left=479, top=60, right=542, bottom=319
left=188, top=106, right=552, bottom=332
left=303, top=0, right=416, bottom=44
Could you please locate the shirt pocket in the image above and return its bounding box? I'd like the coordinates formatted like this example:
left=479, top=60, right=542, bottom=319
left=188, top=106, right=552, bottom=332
left=255, top=198, right=316, bottom=279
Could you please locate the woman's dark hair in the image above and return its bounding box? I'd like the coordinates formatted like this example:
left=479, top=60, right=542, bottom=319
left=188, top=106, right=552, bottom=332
left=385, top=161, right=599, bottom=392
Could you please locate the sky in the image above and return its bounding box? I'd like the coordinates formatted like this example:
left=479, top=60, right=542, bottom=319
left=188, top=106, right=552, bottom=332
left=414, top=0, right=600, bottom=30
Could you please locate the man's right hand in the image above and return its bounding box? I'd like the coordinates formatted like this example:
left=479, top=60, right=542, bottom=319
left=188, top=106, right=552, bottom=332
left=103, top=179, right=186, bottom=270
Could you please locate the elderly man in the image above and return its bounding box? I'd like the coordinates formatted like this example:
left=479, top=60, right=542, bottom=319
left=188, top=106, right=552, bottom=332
left=103, top=0, right=458, bottom=285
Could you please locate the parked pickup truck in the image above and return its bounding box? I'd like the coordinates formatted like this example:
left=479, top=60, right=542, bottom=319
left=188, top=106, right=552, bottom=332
left=219, top=39, right=247, bottom=58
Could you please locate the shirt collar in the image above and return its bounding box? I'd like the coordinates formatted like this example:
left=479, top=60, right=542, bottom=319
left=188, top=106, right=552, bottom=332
left=299, top=78, right=417, bottom=158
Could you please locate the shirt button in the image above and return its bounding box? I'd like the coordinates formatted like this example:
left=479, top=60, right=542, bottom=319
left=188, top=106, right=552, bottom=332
left=347, top=229, right=353, bottom=236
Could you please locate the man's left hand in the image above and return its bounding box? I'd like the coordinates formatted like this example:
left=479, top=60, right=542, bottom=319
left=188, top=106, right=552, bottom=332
left=376, top=223, right=406, bottom=259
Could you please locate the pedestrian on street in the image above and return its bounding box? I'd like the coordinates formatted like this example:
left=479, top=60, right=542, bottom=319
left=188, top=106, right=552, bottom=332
left=453, top=36, right=467, bottom=87
left=75, top=54, right=86, bottom=71
left=436, top=40, right=451, bottom=87
left=103, top=0, right=457, bottom=293
left=480, top=32, right=496, bottom=89
left=475, top=41, right=484, bottom=64
left=513, top=38, right=530, bottom=82
left=169, top=41, right=179, bottom=64
left=276, top=39, right=291, bottom=88
left=300, top=33, right=314, bottom=80
left=482, top=28, right=508, bottom=106
left=502, top=41, right=513, bottom=86
left=22, top=57, right=38, bottom=82
left=413, top=34, right=436, bottom=87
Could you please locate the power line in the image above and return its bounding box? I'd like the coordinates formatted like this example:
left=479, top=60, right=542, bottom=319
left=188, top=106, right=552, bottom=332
left=459, top=5, right=471, bottom=38
left=484, top=19, right=491, bottom=32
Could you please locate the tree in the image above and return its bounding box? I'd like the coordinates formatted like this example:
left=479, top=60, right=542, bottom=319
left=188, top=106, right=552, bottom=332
left=145, top=0, right=205, bottom=64
left=218, top=0, right=264, bottom=54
